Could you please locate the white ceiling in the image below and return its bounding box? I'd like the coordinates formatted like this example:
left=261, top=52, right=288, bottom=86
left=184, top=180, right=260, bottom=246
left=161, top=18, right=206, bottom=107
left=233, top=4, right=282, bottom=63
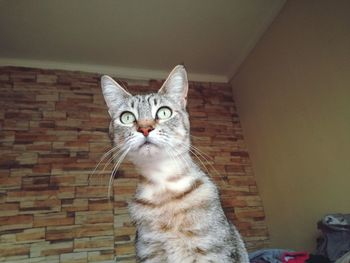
left=0, top=0, right=285, bottom=82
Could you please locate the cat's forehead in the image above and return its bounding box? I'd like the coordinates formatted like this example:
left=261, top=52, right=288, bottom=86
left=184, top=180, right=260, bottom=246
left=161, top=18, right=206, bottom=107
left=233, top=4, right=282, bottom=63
left=119, top=93, right=168, bottom=119
left=126, top=93, right=176, bottom=110
left=130, top=93, right=161, bottom=108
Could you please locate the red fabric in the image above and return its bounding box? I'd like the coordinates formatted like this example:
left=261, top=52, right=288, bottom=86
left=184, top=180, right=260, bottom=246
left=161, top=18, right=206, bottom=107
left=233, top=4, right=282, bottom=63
left=282, top=252, right=309, bottom=263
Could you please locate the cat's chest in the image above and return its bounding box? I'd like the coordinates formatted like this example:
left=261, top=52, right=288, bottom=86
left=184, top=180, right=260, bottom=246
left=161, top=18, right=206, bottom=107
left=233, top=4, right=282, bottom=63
left=130, top=199, right=202, bottom=238
left=129, top=178, right=214, bottom=230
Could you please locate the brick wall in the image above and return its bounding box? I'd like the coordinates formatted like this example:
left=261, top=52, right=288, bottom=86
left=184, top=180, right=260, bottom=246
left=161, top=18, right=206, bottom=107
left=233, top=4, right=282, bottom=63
left=0, top=66, right=269, bottom=262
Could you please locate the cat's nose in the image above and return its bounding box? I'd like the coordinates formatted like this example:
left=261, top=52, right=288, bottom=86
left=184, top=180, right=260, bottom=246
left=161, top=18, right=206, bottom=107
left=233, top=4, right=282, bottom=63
left=137, top=126, right=154, bottom=137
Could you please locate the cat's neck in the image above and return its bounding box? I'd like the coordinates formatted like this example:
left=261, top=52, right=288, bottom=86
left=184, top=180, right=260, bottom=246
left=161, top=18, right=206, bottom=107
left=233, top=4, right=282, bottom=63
left=132, top=152, right=197, bottom=185
left=132, top=152, right=205, bottom=203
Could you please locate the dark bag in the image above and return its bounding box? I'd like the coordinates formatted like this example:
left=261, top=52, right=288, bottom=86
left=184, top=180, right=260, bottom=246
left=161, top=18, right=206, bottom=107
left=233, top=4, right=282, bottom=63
left=316, top=214, right=350, bottom=262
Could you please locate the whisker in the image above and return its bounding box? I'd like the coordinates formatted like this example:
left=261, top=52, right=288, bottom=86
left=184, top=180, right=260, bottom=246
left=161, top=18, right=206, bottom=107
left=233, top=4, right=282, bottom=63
left=189, top=134, right=208, bottom=140
left=92, top=146, right=126, bottom=185
left=164, top=147, right=181, bottom=176
left=188, top=147, right=212, bottom=176
left=90, top=134, right=137, bottom=185
left=89, top=144, right=123, bottom=183
left=190, top=145, right=225, bottom=183
left=190, top=144, right=214, bottom=161
left=107, top=147, right=130, bottom=198
left=173, top=148, right=191, bottom=173
left=162, top=140, right=191, bottom=173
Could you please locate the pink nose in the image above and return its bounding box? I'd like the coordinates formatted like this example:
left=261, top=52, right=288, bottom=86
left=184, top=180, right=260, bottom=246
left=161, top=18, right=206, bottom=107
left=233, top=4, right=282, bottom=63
left=137, top=126, right=154, bottom=137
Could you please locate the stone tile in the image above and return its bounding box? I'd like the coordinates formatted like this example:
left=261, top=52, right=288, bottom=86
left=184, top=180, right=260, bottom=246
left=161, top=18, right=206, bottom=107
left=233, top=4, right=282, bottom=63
left=33, top=212, right=74, bottom=227
left=60, top=252, right=87, bottom=263
left=74, top=236, right=114, bottom=252
left=87, top=250, right=115, bottom=262
left=30, top=241, right=73, bottom=257
left=75, top=211, right=113, bottom=225
left=0, top=215, right=33, bottom=231
left=16, top=227, right=46, bottom=243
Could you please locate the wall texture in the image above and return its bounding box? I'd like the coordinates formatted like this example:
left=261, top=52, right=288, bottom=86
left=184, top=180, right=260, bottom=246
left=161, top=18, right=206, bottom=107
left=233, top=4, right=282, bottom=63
left=0, top=66, right=268, bottom=262
left=231, top=0, right=350, bottom=251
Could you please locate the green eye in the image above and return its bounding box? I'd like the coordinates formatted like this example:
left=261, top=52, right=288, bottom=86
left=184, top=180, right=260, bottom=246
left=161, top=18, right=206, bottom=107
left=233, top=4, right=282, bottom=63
left=156, top=107, right=172, bottom=120
left=120, top=111, right=136, bottom=124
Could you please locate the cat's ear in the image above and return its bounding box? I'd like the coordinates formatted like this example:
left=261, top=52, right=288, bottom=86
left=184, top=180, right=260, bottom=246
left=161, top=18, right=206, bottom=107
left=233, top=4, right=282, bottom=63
left=158, top=65, right=188, bottom=108
left=101, top=75, right=131, bottom=116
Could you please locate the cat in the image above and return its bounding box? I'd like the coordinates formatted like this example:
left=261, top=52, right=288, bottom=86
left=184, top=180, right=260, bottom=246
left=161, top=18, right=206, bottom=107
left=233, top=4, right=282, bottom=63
left=100, top=65, right=249, bottom=263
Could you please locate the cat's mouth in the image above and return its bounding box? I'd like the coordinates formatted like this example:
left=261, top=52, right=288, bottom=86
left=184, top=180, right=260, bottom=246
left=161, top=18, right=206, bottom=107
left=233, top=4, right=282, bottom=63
left=139, top=141, right=154, bottom=149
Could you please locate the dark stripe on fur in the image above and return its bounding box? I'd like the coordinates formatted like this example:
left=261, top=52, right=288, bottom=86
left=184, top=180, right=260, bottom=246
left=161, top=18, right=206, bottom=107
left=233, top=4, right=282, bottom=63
left=133, top=179, right=204, bottom=208
left=172, top=179, right=203, bottom=200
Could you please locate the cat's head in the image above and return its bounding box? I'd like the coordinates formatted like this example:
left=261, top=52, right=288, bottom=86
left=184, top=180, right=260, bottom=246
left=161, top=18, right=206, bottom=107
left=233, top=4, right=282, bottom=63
left=101, top=65, right=190, bottom=163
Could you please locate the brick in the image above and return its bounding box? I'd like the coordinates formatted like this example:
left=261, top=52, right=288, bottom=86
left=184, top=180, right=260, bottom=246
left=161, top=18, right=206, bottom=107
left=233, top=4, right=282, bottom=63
left=36, top=93, right=59, bottom=101
left=0, top=131, right=15, bottom=142
left=75, top=211, right=113, bottom=224
left=19, top=199, right=61, bottom=214
left=29, top=120, right=55, bottom=128
left=221, top=198, right=247, bottom=208
left=88, top=199, right=113, bottom=211
left=10, top=71, right=36, bottom=81
left=78, top=131, right=110, bottom=142
left=0, top=232, right=16, bottom=244
left=60, top=252, right=87, bottom=263
left=33, top=212, right=74, bottom=227
left=16, top=227, right=45, bottom=243
left=46, top=225, right=80, bottom=241
left=115, top=242, right=135, bottom=256
left=90, top=142, right=111, bottom=153
left=0, top=215, right=33, bottom=231
left=60, top=93, right=93, bottom=102
left=2, top=119, right=29, bottom=131
left=15, top=152, right=38, bottom=165
left=61, top=198, right=88, bottom=212
left=114, top=226, right=136, bottom=237
left=64, top=140, right=89, bottom=151
left=76, top=186, right=109, bottom=198
left=50, top=174, right=88, bottom=186
left=0, top=176, right=21, bottom=189
left=32, top=164, right=51, bottom=174
left=115, top=256, right=137, bottom=263
left=114, top=213, right=133, bottom=228
left=76, top=223, right=114, bottom=238
left=6, top=187, right=75, bottom=202
left=36, top=74, right=58, bottom=84
left=235, top=207, right=266, bottom=219
left=74, top=236, right=114, bottom=251
left=52, top=162, right=96, bottom=171
left=26, top=142, right=52, bottom=151
left=0, top=203, right=19, bottom=216
left=43, top=111, right=67, bottom=119
left=87, top=250, right=115, bottom=262
left=30, top=241, right=73, bottom=257
left=1, top=256, right=60, bottom=263
left=45, top=130, right=78, bottom=141
left=22, top=175, right=50, bottom=189
left=5, top=110, right=43, bottom=120
left=0, top=244, right=30, bottom=257
left=0, top=72, right=10, bottom=81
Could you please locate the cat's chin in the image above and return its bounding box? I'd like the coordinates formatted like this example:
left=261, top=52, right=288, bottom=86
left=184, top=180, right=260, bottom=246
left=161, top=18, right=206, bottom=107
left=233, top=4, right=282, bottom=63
left=131, top=142, right=161, bottom=159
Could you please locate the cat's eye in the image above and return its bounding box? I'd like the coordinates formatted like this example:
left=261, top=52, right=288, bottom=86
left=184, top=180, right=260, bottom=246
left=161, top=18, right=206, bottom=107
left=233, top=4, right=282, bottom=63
left=120, top=111, right=136, bottom=124
left=156, top=107, right=172, bottom=120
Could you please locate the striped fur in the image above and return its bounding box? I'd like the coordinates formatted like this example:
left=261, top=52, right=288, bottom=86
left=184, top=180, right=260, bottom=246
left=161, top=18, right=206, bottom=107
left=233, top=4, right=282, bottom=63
left=101, top=65, right=249, bottom=262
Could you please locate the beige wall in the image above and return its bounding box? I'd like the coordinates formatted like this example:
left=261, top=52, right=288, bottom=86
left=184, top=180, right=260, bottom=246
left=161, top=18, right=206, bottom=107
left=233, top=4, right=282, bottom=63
left=231, top=0, right=350, bottom=251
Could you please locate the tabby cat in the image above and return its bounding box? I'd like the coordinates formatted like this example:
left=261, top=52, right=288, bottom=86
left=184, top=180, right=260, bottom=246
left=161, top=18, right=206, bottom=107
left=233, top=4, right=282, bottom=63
left=100, top=65, right=249, bottom=263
